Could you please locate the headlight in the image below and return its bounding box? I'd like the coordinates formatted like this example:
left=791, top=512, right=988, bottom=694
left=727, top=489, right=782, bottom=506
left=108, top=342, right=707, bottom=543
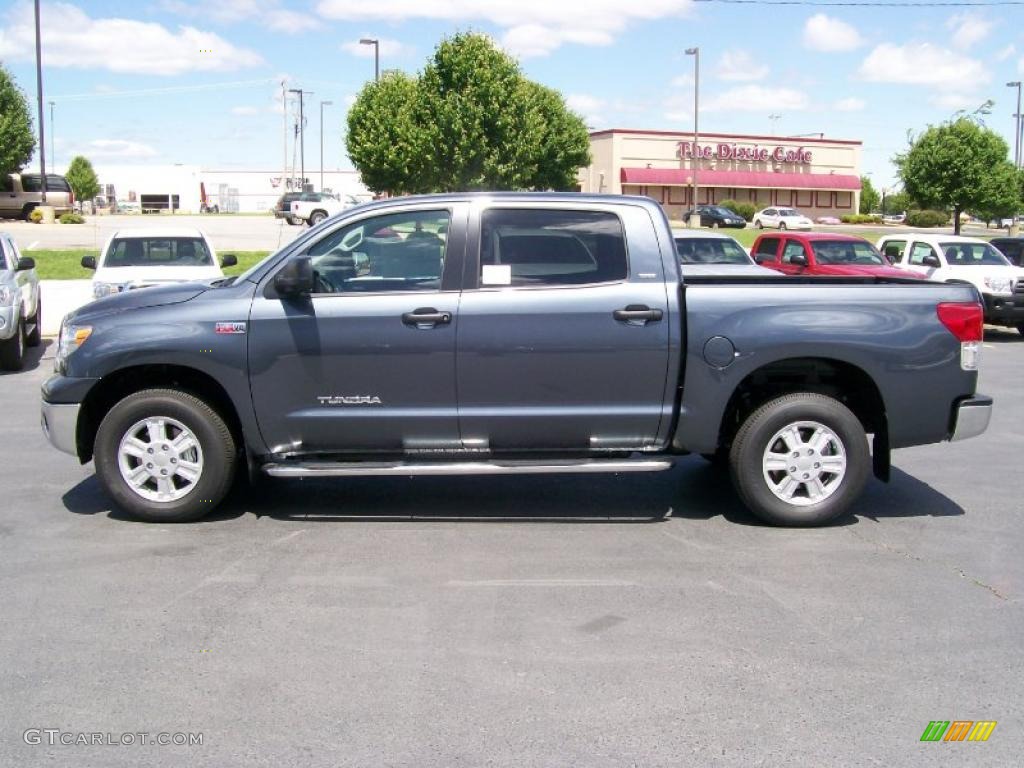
left=0, top=286, right=11, bottom=304
left=983, top=277, right=1012, bottom=295
left=54, top=321, right=92, bottom=372
left=92, top=282, right=121, bottom=299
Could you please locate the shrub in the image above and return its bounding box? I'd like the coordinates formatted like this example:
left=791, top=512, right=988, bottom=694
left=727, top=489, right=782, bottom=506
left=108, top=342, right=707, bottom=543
left=28, top=207, right=43, bottom=223
left=840, top=214, right=883, bottom=225
left=719, top=198, right=756, bottom=221
left=905, top=209, right=949, bottom=228
left=59, top=212, right=85, bottom=224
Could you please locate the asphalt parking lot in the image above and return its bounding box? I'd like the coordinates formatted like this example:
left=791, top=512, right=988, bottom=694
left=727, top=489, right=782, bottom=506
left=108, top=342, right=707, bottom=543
left=1, top=332, right=1022, bottom=767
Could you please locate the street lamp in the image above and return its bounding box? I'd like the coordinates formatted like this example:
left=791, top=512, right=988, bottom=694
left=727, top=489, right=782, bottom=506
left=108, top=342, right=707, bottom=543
left=1008, top=81, right=1022, bottom=168
left=685, top=47, right=700, bottom=228
left=34, top=0, right=47, bottom=205
left=360, top=38, right=380, bottom=82
left=48, top=100, right=55, bottom=170
left=319, top=100, right=333, bottom=192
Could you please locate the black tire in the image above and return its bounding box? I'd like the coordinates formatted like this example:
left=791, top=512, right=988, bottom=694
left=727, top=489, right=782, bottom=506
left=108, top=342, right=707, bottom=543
left=755, top=220, right=763, bottom=229
left=728, top=393, right=869, bottom=526
left=1017, top=324, right=1024, bottom=336
left=25, top=297, right=41, bottom=347
left=0, top=318, right=24, bottom=371
left=93, top=389, right=237, bottom=523
left=309, top=210, right=327, bottom=226
left=22, top=204, right=37, bottom=222
left=287, top=215, right=301, bottom=226
left=779, top=222, right=787, bottom=231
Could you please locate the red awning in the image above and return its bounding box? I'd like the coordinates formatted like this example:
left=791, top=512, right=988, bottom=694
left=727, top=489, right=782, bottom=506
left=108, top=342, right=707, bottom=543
left=620, top=167, right=861, bottom=190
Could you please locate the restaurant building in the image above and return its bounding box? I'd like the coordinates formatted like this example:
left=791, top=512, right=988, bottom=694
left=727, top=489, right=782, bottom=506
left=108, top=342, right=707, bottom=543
left=579, top=129, right=863, bottom=221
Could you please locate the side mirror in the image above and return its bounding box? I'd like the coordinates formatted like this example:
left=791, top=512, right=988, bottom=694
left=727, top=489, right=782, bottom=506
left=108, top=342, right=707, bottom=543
left=16, top=256, right=35, bottom=271
left=922, top=254, right=941, bottom=268
left=81, top=255, right=96, bottom=270
left=274, top=255, right=314, bottom=297
left=753, top=252, right=772, bottom=264
left=220, top=254, right=237, bottom=268
left=789, top=254, right=808, bottom=267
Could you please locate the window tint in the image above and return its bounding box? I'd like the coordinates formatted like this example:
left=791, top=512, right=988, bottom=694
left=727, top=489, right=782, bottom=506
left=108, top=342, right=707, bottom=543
left=753, top=237, right=779, bottom=261
left=812, top=240, right=885, bottom=265
left=992, top=240, right=1021, bottom=265
left=764, top=209, right=777, bottom=216
left=909, top=243, right=938, bottom=266
left=938, top=242, right=1010, bottom=267
left=104, top=237, right=214, bottom=267
left=306, top=209, right=449, bottom=293
left=880, top=239, right=906, bottom=263
left=0, top=175, right=12, bottom=193
left=479, top=209, right=627, bottom=287
left=675, top=237, right=749, bottom=265
left=782, top=241, right=808, bottom=264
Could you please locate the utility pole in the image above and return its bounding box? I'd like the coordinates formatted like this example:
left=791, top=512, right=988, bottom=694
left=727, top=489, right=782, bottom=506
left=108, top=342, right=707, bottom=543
left=34, top=0, right=47, bottom=204
left=768, top=113, right=781, bottom=135
left=685, top=47, right=700, bottom=227
left=48, top=100, right=55, bottom=170
left=289, top=88, right=312, bottom=190
left=319, top=100, right=333, bottom=192
left=1008, top=82, right=1022, bottom=168
left=282, top=80, right=289, bottom=190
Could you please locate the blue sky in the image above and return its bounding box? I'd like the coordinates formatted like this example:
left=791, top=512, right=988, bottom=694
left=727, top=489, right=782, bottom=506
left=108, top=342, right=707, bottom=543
left=1, top=0, right=1022, bottom=187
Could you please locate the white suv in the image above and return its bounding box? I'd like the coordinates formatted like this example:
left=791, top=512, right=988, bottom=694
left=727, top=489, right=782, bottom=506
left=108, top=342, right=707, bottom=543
left=878, top=233, right=1024, bottom=334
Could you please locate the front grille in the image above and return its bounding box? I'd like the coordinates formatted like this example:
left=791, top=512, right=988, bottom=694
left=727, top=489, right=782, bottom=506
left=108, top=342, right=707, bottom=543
left=1014, top=280, right=1024, bottom=296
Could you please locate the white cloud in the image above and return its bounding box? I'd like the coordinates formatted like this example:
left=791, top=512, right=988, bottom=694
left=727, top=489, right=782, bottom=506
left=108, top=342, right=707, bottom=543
left=670, top=73, right=694, bottom=88
left=231, top=106, right=260, bottom=116
left=83, top=139, right=159, bottom=159
left=834, top=97, right=865, bottom=112
left=802, top=14, right=863, bottom=52
left=929, top=92, right=981, bottom=111
left=340, top=37, right=413, bottom=59
left=704, top=85, right=810, bottom=112
left=858, top=43, right=989, bottom=91
left=264, top=9, right=320, bottom=33
left=995, top=44, right=1016, bottom=62
left=946, top=12, right=992, bottom=50
left=0, top=2, right=263, bottom=75
left=566, top=93, right=605, bottom=126
left=160, top=0, right=319, bottom=33
left=717, top=50, right=767, bottom=82
left=317, top=0, right=695, bottom=58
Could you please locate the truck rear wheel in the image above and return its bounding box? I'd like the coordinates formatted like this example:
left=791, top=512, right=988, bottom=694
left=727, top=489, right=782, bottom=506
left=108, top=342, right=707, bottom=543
left=94, top=389, right=237, bottom=522
left=728, top=393, right=869, bottom=526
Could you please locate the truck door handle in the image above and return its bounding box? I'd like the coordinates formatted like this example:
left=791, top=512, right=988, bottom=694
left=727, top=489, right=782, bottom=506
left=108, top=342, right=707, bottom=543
left=613, top=305, right=663, bottom=325
left=402, top=307, right=452, bottom=328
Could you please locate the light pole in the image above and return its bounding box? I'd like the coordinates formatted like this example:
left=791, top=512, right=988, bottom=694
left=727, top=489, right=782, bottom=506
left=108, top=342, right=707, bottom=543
left=685, top=47, right=700, bottom=228
left=289, top=88, right=312, bottom=189
left=34, top=0, right=47, bottom=205
left=768, top=113, right=781, bottom=135
left=360, top=38, right=379, bottom=82
left=319, top=100, right=333, bottom=192
left=48, top=100, right=55, bottom=170
left=1008, top=81, right=1022, bottom=168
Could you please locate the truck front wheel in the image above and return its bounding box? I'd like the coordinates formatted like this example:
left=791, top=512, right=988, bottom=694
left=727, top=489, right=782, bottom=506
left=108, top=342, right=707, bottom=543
left=94, top=389, right=237, bottom=522
left=728, top=393, right=869, bottom=526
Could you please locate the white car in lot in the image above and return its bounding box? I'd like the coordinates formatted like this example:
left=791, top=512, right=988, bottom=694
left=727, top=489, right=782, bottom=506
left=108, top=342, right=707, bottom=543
left=82, top=228, right=236, bottom=300
left=671, top=229, right=776, bottom=276
left=753, top=207, right=813, bottom=231
left=878, top=233, right=1024, bottom=333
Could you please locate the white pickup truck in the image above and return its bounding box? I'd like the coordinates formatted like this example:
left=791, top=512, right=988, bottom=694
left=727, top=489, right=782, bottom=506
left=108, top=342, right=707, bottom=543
left=290, top=193, right=364, bottom=226
left=878, top=233, right=1024, bottom=334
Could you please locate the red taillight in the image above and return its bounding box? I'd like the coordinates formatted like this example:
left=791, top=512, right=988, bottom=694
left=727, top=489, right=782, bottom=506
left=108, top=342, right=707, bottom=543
left=68, top=188, right=75, bottom=205
left=937, top=302, right=983, bottom=342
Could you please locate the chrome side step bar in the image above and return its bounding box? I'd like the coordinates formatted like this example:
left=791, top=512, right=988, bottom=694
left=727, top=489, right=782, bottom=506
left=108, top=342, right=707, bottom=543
left=263, top=458, right=674, bottom=478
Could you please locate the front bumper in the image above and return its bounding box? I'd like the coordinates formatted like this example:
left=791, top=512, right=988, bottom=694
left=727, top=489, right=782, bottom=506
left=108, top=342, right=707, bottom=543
left=41, top=401, right=80, bottom=456
left=982, top=293, right=1024, bottom=324
left=950, top=395, right=992, bottom=442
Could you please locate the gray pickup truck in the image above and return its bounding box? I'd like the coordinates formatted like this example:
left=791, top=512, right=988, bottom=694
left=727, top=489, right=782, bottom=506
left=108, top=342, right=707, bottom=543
left=40, top=194, right=991, bottom=526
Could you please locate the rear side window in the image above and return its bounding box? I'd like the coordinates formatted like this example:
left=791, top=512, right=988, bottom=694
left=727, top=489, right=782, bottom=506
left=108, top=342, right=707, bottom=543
left=480, top=209, right=627, bottom=287
left=908, top=242, right=938, bottom=266
left=880, top=239, right=906, bottom=262
left=0, top=175, right=12, bottom=193
left=753, top=237, right=780, bottom=262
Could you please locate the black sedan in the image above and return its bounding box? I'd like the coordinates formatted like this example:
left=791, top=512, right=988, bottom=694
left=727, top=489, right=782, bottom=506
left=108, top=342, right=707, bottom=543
left=682, top=205, right=747, bottom=229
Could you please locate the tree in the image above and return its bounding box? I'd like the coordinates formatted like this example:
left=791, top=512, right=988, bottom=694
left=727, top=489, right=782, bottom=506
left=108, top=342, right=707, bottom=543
left=972, top=165, right=1023, bottom=226
left=896, top=118, right=1018, bottom=235
left=346, top=33, right=591, bottom=194
left=882, top=190, right=911, bottom=216
left=859, top=176, right=879, bottom=214
left=65, top=155, right=100, bottom=202
left=0, top=65, right=35, bottom=179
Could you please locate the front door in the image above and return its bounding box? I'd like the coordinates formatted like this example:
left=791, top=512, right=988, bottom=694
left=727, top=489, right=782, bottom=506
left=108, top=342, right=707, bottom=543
left=455, top=205, right=673, bottom=452
left=248, top=205, right=466, bottom=455
left=778, top=239, right=810, bottom=274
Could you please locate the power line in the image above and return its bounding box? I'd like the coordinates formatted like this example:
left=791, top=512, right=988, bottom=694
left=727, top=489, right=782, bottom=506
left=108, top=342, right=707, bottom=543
left=695, top=0, right=1023, bottom=5
left=51, top=78, right=277, bottom=102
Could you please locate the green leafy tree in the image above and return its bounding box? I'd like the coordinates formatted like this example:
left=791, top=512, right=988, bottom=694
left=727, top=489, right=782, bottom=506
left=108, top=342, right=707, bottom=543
left=972, top=165, right=1023, bottom=225
left=0, top=65, right=36, bottom=178
left=882, top=190, right=911, bottom=215
left=859, top=176, right=879, bottom=214
left=65, top=155, right=101, bottom=202
left=346, top=33, right=591, bottom=194
left=896, top=118, right=1018, bottom=234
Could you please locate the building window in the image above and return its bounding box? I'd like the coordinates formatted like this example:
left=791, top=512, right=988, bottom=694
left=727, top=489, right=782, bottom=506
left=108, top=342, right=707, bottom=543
left=816, top=192, right=833, bottom=208
left=835, top=191, right=853, bottom=210
left=776, top=190, right=794, bottom=207
left=668, top=186, right=687, bottom=205
left=796, top=190, right=813, bottom=207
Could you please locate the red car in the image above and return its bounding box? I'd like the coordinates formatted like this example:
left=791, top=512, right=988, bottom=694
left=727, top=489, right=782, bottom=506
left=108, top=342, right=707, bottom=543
left=751, top=232, right=918, bottom=278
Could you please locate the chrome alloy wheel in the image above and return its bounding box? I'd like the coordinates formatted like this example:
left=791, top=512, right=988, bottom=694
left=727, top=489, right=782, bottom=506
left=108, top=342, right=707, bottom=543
left=117, top=417, right=204, bottom=502
left=761, top=420, right=847, bottom=506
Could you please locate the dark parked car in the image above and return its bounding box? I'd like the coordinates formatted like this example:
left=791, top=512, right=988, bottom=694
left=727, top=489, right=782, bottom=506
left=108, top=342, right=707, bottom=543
left=42, top=193, right=990, bottom=528
left=990, top=237, right=1024, bottom=267
left=681, top=205, right=746, bottom=229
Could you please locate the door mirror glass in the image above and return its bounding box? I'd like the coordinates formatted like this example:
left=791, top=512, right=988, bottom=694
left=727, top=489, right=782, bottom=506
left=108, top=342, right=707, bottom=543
left=922, top=254, right=941, bottom=268
left=274, top=255, right=314, bottom=297
left=220, top=254, right=238, bottom=268
left=788, top=253, right=808, bottom=267
left=16, top=256, right=35, bottom=271
left=81, top=255, right=96, bottom=270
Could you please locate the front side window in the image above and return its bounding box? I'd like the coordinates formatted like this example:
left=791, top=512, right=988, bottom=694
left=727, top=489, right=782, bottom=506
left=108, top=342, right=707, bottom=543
left=103, top=237, right=214, bottom=267
left=676, top=237, right=749, bottom=265
left=306, top=209, right=449, bottom=294
left=939, top=242, right=1010, bottom=267
left=479, top=209, right=627, bottom=287
left=880, top=240, right=906, bottom=263
left=909, top=243, right=938, bottom=266
left=812, top=241, right=886, bottom=265
left=782, top=241, right=808, bottom=264
left=754, top=237, right=780, bottom=261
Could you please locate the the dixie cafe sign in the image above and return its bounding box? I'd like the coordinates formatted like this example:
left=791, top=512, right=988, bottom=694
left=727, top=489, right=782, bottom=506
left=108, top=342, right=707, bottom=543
left=678, top=141, right=812, bottom=164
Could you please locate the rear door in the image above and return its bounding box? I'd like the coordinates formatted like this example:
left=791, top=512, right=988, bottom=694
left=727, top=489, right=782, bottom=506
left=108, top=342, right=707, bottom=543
left=455, top=203, right=672, bottom=452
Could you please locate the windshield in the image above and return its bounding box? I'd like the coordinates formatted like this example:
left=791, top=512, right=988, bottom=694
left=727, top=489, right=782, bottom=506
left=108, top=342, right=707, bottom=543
left=812, top=240, right=886, bottom=266
left=706, top=206, right=734, bottom=216
left=102, top=237, right=214, bottom=267
left=778, top=208, right=799, bottom=217
left=939, top=242, right=1010, bottom=267
left=675, top=237, right=750, bottom=265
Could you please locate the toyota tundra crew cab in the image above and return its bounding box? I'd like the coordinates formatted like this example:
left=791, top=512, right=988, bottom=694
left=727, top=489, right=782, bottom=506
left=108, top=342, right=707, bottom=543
left=40, top=194, right=992, bottom=526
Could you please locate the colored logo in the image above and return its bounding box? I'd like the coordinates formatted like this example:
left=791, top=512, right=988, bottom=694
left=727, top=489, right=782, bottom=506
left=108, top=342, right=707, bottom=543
left=214, top=322, right=247, bottom=335
left=920, top=721, right=997, bottom=742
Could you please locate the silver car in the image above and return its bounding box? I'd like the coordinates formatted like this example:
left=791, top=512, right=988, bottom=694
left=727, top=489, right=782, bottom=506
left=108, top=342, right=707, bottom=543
left=671, top=229, right=777, bottom=277
left=0, top=233, right=41, bottom=370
